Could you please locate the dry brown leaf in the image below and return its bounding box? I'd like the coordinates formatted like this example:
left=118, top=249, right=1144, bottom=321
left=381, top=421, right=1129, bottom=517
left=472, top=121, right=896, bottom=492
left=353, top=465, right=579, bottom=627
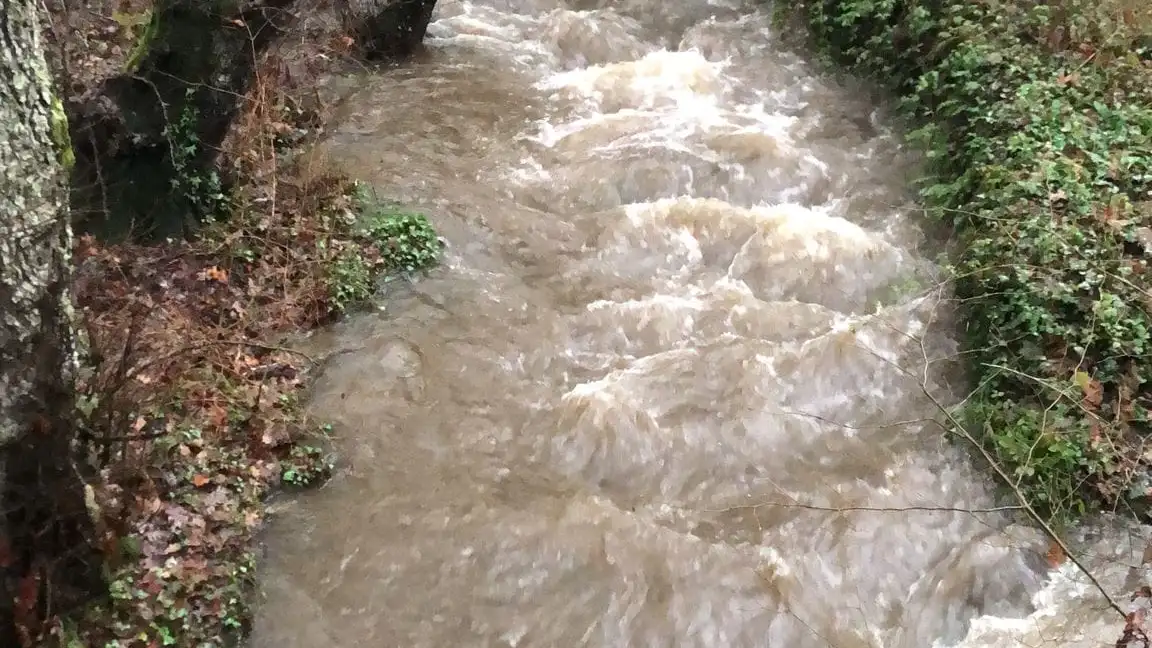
left=244, top=510, right=262, bottom=529
left=1084, top=378, right=1103, bottom=409
left=207, top=405, right=228, bottom=429
left=1074, top=370, right=1104, bottom=409
left=197, top=265, right=229, bottom=283
left=260, top=425, right=290, bottom=447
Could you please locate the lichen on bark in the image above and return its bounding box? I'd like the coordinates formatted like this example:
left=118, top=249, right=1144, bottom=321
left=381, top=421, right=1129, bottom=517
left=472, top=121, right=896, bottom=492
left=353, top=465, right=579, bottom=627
left=50, top=94, right=75, bottom=172
left=0, top=0, right=73, bottom=446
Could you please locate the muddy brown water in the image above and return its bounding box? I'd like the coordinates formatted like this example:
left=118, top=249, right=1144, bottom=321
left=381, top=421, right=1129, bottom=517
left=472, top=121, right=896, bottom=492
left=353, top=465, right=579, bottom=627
left=251, top=1, right=1151, bottom=646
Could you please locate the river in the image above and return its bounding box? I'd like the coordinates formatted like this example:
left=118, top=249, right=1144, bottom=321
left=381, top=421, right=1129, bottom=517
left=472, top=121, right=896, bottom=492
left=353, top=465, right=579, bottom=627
left=250, top=1, right=1150, bottom=646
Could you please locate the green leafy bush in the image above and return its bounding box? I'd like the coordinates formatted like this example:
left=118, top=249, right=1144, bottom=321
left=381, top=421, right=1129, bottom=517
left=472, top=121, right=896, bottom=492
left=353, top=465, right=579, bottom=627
left=326, top=248, right=375, bottom=313
left=358, top=202, right=443, bottom=274
left=775, top=0, right=1152, bottom=523
left=323, top=183, right=442, bottom=312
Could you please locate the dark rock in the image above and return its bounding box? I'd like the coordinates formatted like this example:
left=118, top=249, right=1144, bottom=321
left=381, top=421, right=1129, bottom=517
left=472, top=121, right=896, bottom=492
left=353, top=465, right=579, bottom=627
left=337, top=0, right=438, bottom=59
left=56, top=0, right=438, bottom=241
left=64, top=0, right=302, bottom=240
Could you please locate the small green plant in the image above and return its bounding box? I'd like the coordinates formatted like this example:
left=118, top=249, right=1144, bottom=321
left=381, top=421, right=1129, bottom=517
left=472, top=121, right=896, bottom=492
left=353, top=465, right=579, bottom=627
left=354, top=184, right=443, bottom=274
left=360, top=206, right=443, bottom=273
left=165, top=89, right=230, bottom=222
left=280, top=444, right=335, bottom=488
left=320, top=184, right=442, bottom=313
left=326, top=247, right=374, bottom=313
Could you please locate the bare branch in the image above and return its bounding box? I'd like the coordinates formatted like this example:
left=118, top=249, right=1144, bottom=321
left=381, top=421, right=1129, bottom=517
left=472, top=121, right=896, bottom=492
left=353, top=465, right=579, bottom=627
left=713, top=501, right=1024, bottom=515
left=865, top=311, right=1130, bottom=620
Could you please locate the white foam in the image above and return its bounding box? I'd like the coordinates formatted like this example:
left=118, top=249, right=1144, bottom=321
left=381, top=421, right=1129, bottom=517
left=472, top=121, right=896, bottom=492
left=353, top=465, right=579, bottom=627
left=540, top=49, right=730, bottom=112
left=944, top=563, right=1116, bottom=647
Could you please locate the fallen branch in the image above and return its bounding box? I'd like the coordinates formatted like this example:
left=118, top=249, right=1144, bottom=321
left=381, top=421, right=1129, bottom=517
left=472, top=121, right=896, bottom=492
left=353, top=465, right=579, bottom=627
left=869, top=305, right=1129, bottom=620
left=124, top=338, right=318, bottom=381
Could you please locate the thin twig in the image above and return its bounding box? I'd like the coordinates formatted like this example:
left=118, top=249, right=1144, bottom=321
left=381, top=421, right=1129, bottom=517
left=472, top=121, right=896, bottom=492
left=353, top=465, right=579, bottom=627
left=713, top=502, right=1024, bottom=515
left=780, top=408, right=934, bottom=431
left=127, top=339, right=317, bottom=380
left=867, top=318, right=1130, bottom=620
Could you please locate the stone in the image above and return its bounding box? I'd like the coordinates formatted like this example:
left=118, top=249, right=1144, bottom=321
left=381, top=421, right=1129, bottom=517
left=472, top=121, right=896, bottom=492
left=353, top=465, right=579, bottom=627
left=337, top=0, right=438, bottom=59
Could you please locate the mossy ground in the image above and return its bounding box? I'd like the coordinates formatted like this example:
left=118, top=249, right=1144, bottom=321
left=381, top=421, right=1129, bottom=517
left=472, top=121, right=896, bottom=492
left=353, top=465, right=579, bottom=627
left=773, top=0, right=1152, bottom=525
left=29, top=46, right=441, bottom=648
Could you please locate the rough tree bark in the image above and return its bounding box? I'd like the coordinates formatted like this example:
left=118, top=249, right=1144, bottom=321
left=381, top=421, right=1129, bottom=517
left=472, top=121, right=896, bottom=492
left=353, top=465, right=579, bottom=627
left=1, top=0, right=99, bottom=643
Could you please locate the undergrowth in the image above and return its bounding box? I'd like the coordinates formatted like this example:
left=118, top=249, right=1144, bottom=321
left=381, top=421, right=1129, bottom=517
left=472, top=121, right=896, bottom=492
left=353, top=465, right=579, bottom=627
left=773, top=0, right=1152, bottom=526
left=327, top=185, right=443, bottom=312
left=36, top=55, right=441, bottom=648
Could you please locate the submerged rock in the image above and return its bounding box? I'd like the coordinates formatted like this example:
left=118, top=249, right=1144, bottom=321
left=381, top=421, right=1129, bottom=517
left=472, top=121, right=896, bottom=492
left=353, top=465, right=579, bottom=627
left=338, top=0, right=438, bottom=59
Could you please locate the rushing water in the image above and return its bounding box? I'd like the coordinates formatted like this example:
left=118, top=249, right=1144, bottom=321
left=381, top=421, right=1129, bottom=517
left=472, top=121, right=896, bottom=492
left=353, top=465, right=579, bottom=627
left=251, top=1, right=1152, bottom=646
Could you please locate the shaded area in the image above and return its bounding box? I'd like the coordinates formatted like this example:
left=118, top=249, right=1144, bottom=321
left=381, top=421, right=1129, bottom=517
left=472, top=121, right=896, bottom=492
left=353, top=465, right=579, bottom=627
left=60, top=0, right=440, bottom=241
left=0, top=365, right=102, bottom=648
left=339, top=0, right=439, bottom=59
left=64, top=0, right=302, bottom=240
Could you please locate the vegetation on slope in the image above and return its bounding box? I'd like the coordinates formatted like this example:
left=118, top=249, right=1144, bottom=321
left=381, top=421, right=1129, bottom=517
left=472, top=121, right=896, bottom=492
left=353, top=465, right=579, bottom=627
left=774, top=0, right=1152, bottom=524
left=63, top=151, right=439, bottom=648
left=24, top=4, right=443, bottom=645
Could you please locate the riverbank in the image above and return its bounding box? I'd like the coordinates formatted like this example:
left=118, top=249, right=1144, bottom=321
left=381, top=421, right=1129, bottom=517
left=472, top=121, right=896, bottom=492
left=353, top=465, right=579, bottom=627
left=774, top=0, right=1152, bottom=525
left=31, top=5, right=441, bottom=646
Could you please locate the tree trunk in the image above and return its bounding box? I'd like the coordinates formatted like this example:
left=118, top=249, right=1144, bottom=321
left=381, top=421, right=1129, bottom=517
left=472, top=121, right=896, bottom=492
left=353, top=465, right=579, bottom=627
left=1, top=0, right=99, bottom=643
